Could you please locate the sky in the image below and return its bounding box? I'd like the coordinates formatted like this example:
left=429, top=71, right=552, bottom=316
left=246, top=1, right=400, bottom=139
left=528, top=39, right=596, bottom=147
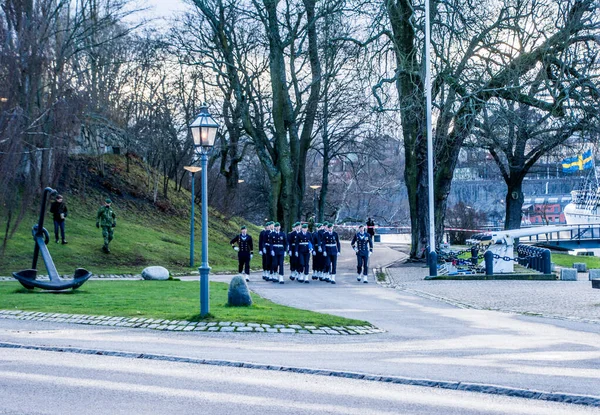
left=133, top=0, right=189, bottom=26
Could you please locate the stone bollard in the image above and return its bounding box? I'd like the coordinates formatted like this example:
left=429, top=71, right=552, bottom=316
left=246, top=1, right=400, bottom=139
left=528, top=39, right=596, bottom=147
left=589, top=269, right=600, bottom=282
left=429, top=251, right=438, bottom=277
left=541, top=250, right=551, bottom=274
left=484, top=250, right=494, bottom=275
left=560, top=268, right=578, bottom=281
left=573, top=263, right=587, bottom=272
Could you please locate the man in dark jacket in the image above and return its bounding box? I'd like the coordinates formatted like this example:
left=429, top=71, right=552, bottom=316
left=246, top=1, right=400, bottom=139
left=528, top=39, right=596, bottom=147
left=351, top=225, right=374, bottom=283
left=269, top=222, right=288, bottom=284
left=49, top=195, right=68, bottom=244
left=321, top=223, right=341, bottom=284
left=295, top=223, right=312, bottom=283
left=230, top=225, right=253, bottom=282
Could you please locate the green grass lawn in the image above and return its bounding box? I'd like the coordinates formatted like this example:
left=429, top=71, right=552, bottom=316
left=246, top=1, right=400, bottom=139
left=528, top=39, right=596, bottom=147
left=0, top=281, right=368, bottom=327
left=552, top=253, right=600, bottom=269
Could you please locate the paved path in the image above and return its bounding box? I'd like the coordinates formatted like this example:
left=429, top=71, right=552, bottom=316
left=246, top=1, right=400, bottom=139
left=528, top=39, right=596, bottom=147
left=2, top=242, right=600, bottom=406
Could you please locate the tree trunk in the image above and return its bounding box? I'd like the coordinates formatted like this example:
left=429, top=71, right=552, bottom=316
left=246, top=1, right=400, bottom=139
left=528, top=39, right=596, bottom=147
left=505, top=182, right=524, bottom=230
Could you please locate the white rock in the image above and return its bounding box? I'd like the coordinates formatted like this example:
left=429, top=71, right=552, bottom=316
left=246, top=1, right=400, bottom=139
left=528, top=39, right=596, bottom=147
left=141, top=266, right=169, bottom=281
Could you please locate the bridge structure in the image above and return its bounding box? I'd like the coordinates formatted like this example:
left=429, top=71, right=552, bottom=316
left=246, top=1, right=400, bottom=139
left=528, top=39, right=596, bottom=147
left=519, top=224, right=600, bottom=251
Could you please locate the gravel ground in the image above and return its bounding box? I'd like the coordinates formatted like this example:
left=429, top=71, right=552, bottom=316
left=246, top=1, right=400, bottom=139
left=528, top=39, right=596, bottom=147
left=386, top=263, right=600, bottom=324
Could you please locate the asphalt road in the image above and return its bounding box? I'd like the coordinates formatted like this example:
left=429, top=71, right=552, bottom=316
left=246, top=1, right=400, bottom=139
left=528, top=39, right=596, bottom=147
left=1, top=348, right=598, bottom=415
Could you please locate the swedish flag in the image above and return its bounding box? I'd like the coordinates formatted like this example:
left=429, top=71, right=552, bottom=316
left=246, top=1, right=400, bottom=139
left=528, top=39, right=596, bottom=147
left=562, top=150, right=593, bottom=173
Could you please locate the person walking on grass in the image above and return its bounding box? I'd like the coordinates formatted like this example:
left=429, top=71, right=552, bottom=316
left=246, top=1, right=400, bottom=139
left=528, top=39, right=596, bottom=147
left=230, top=225, right=253, bottom=282
left=96, top=198, right=116, bottom=253
left=49, top=194, right=68, bottom=245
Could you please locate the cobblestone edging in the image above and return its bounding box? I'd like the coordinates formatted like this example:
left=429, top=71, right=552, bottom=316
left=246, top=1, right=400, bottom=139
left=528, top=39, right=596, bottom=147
left=0, top=310, right=384, bottom=335
left=0, top=274, right=140, bottom=281
left=0, top=342, right=598, bottom=408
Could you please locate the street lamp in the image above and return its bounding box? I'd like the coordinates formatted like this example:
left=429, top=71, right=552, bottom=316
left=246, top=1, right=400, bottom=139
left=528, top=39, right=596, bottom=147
left=309, top=185, right=321, bottom=219
left=189, top=103, right=219, bottom=317
left=184, top=166, right=201, bottom=267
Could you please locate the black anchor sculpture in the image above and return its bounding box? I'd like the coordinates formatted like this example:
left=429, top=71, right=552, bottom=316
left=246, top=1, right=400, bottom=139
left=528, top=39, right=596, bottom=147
left=13, top=187, right=92, bottom=290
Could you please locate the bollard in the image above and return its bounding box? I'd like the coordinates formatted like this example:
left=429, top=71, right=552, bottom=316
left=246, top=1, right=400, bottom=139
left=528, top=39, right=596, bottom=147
left=429, top=250, right=437, bottom=277
left=484, top=250, right=494, bottom=275
left=470, top=246, right=479, bottom=266
left=541, top=249, right=551, bottom=274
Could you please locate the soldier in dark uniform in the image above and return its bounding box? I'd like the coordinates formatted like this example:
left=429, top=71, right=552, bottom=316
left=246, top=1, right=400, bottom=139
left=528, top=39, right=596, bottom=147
left=269, top=222, right=288, bottom=284
left=230, top=225, right=254, bottom=282
left=288, top=222, right=300, bottom=280
left=351, top=224, right=373, bottom=283
left=317, top=222, right=328, bottom=281
left=321, top=223, right=341, bottom=284
left=259, top=222, right=272, bottom=281
left=295, top=223, right=312, bottom=283
left=310, top=223, right=321, bottom=280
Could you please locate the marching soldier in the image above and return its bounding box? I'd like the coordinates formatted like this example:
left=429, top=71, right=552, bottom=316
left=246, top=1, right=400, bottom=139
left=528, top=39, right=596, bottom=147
left=351, top=225, right=373, bottom=283
left=288, top=222, right=300, bottom=280
left=316, top=222, right=327, bottom=281
left=269, top=222, right=288, bottom=284
left=259, top=221, right=272, bottom=281
left=96, top=198, right=116, bottom=253
left=295, top=223, right=312, bottom=283
left=230, top=225, right=254, bottom=282
left=321, top=222, right=341, bottom=284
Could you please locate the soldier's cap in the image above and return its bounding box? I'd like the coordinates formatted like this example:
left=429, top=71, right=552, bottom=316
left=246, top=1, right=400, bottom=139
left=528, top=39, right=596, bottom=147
left=359, top=224, right=365, bottom=228
left=327, top=223, right=334, bottom=227
left=301, top=224, right=308, bottom=228
left=240, top=225, right=246, bottom=230
left=293, top=222, right=300, bottom=227
left=274, top=222, right=281, bottom=227
left=105, top=198, right=112, bottom=204
left=322, top=222, right=329, bottom=227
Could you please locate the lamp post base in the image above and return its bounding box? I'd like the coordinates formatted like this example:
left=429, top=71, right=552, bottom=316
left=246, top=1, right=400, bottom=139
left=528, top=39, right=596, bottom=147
left=199, top=265, right=210, bottom=317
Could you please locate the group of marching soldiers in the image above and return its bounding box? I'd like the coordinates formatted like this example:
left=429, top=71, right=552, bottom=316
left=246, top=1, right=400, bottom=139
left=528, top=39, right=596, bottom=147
left=230, top=221, right=374, bottom=285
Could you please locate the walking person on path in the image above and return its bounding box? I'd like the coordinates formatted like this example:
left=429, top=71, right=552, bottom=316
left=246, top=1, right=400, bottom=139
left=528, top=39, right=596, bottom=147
left=321, top=223, right=341, bottom=284
left=230, top=225, right=253, bottom=282
left=96, top=198, right=116, bottom=253
left=269, top=222, right=288, bottom=284
left=351, top=224, right=373, bottom=283
left=49, top=194, right=68, bottom=244
left=295, top=223, right=312, bottom=283
left=259, top=221, right=272, bottom=281
left=288, top=222, right=300, bottom=281
left=366, top=217, right=376, bottom=239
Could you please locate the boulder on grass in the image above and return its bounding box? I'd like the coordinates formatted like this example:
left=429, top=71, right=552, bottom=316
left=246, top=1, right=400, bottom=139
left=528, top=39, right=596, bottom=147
left=228, top=276, right=252, bottom=307
left=141, top=266, right=169, bottom=281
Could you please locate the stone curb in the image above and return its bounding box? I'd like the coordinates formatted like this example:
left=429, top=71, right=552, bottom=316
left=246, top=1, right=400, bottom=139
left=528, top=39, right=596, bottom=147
left=1, top=341, right=598, bottom=408
left=0, top=310, right=384, bottom=336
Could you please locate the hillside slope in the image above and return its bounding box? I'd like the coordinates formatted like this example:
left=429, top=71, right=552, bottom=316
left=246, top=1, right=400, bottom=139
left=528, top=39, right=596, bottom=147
left=1, top=155, right=261, bottom=276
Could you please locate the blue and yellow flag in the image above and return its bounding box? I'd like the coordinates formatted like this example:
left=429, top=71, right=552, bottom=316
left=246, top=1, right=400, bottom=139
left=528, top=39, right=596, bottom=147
left=562, top=150, right=593, bottom=173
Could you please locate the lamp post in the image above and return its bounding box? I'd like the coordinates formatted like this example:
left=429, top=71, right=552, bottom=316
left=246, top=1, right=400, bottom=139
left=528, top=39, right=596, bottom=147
left=184, top=166, right=202, bottom=267
left=189, top=104, right=219, bottom=317
left=425, top=0, right=436, bottom=276
left=309, top=185, right=321, bottom=219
